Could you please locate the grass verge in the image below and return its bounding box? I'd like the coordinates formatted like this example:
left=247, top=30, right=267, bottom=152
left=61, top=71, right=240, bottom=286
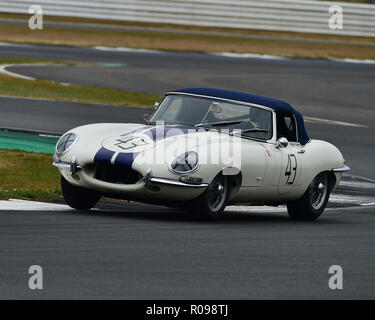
left=0, top=56, right=78, bottom=65
left=0, top=150, right=61, bottom=200
left=0, top=74, right=159, bottom=107
left=0, top=14, right=374, bottom=59
left=0, top=56, right=159, bottom=107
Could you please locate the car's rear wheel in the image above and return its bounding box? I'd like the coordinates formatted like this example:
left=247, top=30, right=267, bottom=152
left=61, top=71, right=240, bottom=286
left=287, top=172, right=330, bottom=221
left=188, top=173, right=228, bottom=220
left=61, top=176, right=101, bottom=210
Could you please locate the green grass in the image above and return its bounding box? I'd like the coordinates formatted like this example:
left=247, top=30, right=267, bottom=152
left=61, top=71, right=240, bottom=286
left=0, top=74, right=159, bottom=107
left=0, top=150, right=61, bottom=200
left=0, top=55, right=83, bottom=65
left=0, top=56, right=159, bottom=107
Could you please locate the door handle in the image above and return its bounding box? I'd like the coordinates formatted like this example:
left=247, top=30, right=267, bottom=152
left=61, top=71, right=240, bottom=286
left=297, top=149, right=305, bottom=154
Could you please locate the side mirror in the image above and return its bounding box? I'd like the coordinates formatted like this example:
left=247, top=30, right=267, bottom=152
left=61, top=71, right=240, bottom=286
left=276, top=137, right=289, bottom=148
left=143, top=114, right=150, bottom=123
left=154, top=102, right=160, bottom=110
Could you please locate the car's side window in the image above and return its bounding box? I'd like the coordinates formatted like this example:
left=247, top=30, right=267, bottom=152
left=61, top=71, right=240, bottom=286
left=277, top=111, right=297, bottom=142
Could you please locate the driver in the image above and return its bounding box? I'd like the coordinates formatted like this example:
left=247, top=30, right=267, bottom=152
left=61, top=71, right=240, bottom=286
left=249, top=107, right=270, bottom=131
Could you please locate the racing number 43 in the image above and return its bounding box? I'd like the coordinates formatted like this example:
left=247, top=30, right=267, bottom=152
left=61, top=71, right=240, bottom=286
left=285, top=154, right=297, bottom=185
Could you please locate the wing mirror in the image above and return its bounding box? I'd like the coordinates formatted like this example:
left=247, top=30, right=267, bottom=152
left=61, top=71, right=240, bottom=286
left=143, top=113, right=150, bottom=123
left=276, top=137, right=289, bottom=148
left=154, top=102, right=160, bottom=110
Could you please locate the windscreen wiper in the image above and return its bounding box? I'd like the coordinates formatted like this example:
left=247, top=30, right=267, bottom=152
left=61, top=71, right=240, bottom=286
left=230, top=128, right=270, bottom=135
left=195, top=120, right=242, bottom=128
left=146, top=121, right=193, bottom=126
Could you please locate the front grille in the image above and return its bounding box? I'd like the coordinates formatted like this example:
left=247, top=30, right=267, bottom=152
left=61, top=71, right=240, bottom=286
left=95, top=164, right=141, bottom=184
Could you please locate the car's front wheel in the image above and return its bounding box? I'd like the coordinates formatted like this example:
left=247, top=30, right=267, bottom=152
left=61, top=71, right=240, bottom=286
left=287, top=172, right=330, bottom=221
left=61, top=176, right=101, bottom=210
left=188, top=173, right=228, bottom=220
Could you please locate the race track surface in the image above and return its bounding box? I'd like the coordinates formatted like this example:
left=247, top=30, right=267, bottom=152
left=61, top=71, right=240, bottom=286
left=0, top=96, right=145, bottom=135
left=0, top=203, right=374, bottom=299
left=0, top=43, right=374, bottom=299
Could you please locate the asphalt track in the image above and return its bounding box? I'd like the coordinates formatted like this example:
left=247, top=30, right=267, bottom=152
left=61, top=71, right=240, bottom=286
left=1, top=203, right=374, bottom=299
left=0, top=43, right=374, bottom=299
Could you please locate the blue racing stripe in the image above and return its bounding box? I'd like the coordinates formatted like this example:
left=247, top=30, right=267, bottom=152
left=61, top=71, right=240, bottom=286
left=94, top=147, right=115, bottom=164
left=114, top=152, right=139, bottom=168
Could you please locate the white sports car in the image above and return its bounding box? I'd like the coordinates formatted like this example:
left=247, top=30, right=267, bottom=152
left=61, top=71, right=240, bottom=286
left=53, top=88, right=350, bottom=220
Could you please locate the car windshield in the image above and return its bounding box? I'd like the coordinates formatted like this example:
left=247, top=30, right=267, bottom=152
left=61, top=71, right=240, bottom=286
left=150, top=94, right=273, bottom=140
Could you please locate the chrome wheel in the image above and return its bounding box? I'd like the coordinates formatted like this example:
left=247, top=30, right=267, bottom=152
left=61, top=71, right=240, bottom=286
left=309, top=172, right=328, bottom=210
left=207, top=175, right=227, bottom=212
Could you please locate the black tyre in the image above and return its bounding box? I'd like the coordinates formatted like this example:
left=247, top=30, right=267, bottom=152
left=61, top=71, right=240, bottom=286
left=287, top=172, right=330, bottom=221
left=188, top=174, right=228, bottom=220
left=61, top=176, right=101, bottom=210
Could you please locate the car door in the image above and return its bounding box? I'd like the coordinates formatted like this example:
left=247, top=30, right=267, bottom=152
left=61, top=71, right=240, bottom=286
left=240, top=139, right=268, bottom=187
left=275, top=111, right=304, bottom=195
left=278, top=142, right=304, bottom=194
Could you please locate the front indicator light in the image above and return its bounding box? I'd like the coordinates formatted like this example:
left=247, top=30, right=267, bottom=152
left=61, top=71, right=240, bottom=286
left=179, top=176, right=203, bottom=185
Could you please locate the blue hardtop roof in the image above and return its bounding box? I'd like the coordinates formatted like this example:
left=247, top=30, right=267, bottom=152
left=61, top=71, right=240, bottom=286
left=172, top=88, right=293, bottom=112
left=170, top=88, right=310, bottom=145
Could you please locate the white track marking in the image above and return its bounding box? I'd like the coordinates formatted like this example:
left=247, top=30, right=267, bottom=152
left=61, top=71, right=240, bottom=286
left=361, top=202, right=375, bottom=206
left=339, top=180, right=375, bottom=190
left=211, top=52, right=375, bottom=64
left=1, top=41, right=375, bottom=64
left=94, top=46, right=164, bottom=54
left=0, top=199, right=73, bottom=211
left=211, top=52, right=286, bottom=60
left=0, top=64, right=72, bottom=85
left=330, top=58, right=375, bottom=64
left=0, top=65, right=35, bottom=80
left=0, top=63, right=61, bottom=81
left=346, top=174, right=375, bottom=184
left=330, top=194, right=375, bottom=204
left=39, top=134, right=60, bottom=138
left=0, top=42, right=34, bottom=48
left=226, top=205, right=286, bottom=213
left=93, top=46, right=375, bottom=64
left=0, top=195, right=374, bottom=213
left=304, top=116, right=367, bottom=128
left=226, top=175, right=375, bottom=212
left=0, top=42, right=30, bottom=47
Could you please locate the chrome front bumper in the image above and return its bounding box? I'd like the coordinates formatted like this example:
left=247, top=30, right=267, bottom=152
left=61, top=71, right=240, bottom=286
left=53, top=161, right=208, bottom=189
left=149, top=177, right=208, bottom=188
left=332, top=165, right=351, bottom=172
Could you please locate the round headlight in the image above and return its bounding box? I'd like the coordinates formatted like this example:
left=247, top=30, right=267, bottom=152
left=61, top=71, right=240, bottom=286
left=56, top=133, right=78, bottom=155
left=170, top=151, right=199, bottom=174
